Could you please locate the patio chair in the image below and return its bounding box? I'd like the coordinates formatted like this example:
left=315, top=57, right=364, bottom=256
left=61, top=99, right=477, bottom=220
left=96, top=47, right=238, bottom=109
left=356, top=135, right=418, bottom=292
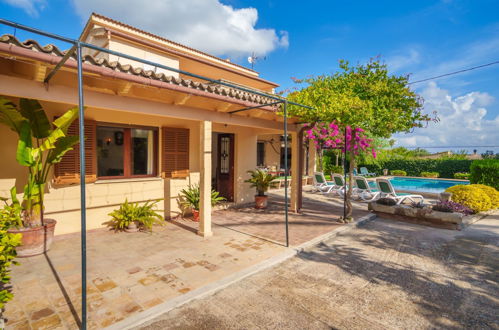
left=312, top=172, right=337, bottom=193
left=331, top=174, right=357, bottom=197
left=375, top=178, right=424, bottom=205
left=354, top=176, right=380, bottom=202
left=359, top=167, right=376, bottom=177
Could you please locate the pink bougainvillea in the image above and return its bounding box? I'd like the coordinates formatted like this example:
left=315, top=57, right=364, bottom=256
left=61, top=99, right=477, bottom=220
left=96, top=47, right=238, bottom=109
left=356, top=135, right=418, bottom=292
left=305, top=121, right=375, bottom=157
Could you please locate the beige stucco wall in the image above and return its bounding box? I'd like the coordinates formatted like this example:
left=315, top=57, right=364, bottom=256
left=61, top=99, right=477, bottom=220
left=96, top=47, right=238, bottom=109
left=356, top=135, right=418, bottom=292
left=0, top=96, right=284, bottom=235
left=108, top=38, right=180, bottom=78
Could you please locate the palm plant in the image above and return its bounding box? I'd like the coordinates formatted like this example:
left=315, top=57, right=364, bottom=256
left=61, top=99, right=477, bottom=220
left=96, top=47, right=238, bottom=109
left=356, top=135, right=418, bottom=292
left=108, top=199, right=164, bottom=232
left=245, top=169, right=277, bottom=196
left=180, top=184, right=226, bottom=210
left=0, top=97, right=79, bottom=227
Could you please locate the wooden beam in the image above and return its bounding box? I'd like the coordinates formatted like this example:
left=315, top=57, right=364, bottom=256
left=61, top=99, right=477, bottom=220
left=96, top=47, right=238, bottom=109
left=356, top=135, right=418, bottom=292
left=118, top=82, right=133, bottom=95
left=173, top=93, right=192, bottom=105
left=33, top=63, right=47, bottom=82
left=215, top=102, right=231, bottom=112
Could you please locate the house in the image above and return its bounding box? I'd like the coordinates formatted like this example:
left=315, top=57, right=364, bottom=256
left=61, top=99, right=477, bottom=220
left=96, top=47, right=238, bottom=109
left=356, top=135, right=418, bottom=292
left=0, top=13, right=314, bottom=237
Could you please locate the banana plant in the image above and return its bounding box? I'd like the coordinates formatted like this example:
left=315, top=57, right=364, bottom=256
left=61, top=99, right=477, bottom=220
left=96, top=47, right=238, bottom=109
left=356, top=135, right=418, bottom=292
left=0, top=97, right=79, bottom=227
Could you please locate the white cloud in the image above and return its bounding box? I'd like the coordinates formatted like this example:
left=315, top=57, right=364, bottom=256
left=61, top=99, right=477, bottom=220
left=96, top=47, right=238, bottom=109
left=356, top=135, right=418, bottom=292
left=71, top=0, right=289, bottom=58
left=1, top=0, right=46, bottom=17
left=386, top=48, right=421, bottom=72
left=394, top=82, right=499, bottom=148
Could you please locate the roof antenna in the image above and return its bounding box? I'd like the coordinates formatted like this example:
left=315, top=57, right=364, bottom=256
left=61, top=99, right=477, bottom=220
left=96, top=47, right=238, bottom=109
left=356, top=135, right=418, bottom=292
left=247, top=52, right=266, bottom=70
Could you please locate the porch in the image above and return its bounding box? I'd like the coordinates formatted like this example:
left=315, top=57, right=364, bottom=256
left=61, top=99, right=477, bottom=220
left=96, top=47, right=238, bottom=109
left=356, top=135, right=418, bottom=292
left=3, top=191, right=370, bottom=329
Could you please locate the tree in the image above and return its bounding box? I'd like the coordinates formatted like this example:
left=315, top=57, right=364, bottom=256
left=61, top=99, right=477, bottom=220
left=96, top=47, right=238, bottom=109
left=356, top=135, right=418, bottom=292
left=287, top=59, right=433, bottom=219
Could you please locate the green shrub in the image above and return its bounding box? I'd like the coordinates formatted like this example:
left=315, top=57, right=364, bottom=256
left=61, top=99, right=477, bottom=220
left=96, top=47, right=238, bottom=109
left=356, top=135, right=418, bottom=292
left=108, top=199, right=164, bottom=232
left=327, top=165, right=344, bottom=174
left=420, top=171, right=439, bottom=178
left=391, top=170, right=407, bottom=176
left=470, top=159, right=499, bottom=190
left=0, top=200, right=22, bottom=308
left=360, top=159, right=472, bottom=179
left=446, top=185, right=494, bottom=213
left=454, top=172, right=470, bottom=180
left=180, top=184, right=226, bottom=210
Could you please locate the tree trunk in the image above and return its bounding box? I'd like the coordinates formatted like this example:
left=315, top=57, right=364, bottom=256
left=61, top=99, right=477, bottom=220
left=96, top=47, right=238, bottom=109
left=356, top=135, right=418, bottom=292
left=317, top=148, right=324, bottom=172
left=345, top=151, right=355, bottom=220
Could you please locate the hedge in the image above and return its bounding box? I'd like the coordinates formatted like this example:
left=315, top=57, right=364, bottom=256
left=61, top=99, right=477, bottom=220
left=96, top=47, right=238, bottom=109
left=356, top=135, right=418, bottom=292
left=359, top=159, right=473, bottom=179
left=470, top=159, right=499, bottom=190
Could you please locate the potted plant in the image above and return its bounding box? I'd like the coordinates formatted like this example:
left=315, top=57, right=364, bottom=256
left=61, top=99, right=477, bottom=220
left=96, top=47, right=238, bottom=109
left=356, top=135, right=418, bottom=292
left=107, top=199, right=164, bottom=232
left=245, top=169, right=277, bottom=209
left=180, top=185, right=225, bottom=221
left=0, top=98, right=79, bottom=257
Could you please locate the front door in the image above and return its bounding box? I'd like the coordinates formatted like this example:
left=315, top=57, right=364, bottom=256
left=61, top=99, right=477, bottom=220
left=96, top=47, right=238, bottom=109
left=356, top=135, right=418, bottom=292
left=217, top=133, right=234, bottom=201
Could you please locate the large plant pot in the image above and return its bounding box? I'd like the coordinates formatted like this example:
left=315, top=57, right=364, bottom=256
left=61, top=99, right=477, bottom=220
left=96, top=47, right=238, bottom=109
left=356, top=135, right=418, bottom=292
left=255, top=195, right=268, bottom=209
left=8, top=219, right=57, bottom=257
left=192, top=209, right=200, bottom=222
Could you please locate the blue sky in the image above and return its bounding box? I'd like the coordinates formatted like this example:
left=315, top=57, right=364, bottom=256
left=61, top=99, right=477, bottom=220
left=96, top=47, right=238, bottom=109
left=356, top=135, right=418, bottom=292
left=1, top=0, right=498, bottom=153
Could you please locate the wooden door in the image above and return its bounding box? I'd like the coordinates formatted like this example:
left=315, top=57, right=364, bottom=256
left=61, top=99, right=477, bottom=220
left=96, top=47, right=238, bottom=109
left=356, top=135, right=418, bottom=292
left=217, top=134, right=234, bottom=201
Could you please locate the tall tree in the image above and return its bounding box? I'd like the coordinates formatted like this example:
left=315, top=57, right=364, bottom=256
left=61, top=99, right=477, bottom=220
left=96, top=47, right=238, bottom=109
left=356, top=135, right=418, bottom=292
left=287, top=59, right=433, bottom=219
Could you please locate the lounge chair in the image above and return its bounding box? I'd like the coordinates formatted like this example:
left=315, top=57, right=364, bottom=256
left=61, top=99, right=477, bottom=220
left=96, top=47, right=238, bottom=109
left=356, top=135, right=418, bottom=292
left=375, top=178, right=424, bottom=205
left=312, top=172, right=337, bottom=193
left=354, top=176, right=380, bottom=202
left=331, top=174, right=356, bottom=197
left=359, top=167, right=376, bottom=177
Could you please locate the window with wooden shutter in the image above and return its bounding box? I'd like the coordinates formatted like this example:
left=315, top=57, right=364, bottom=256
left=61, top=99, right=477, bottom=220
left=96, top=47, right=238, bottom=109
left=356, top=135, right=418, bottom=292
left=53, top=119, right=97, bottom=185
left=161, top=127, right=190, bottom=178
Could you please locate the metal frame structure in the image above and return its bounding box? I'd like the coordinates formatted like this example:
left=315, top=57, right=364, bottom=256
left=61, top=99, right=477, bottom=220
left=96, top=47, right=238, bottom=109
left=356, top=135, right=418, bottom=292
left=0, top=18, right=313, bottom=328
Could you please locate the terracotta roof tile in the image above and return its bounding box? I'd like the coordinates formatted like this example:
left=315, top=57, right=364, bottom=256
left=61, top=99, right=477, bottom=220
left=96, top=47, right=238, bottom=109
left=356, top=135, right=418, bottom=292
left=0, top=34, right=276, bottom=107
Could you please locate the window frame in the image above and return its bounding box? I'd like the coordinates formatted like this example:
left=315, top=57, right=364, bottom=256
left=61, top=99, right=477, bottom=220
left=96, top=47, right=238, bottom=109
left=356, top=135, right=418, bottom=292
left=257, top=141, right=265, bottom=167
left=96, top=122, right=159, bottom=180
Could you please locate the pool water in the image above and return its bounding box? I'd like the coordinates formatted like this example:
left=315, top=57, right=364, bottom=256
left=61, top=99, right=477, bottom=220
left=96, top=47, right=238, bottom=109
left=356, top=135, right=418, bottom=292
left=368, top=177, right=469, bottom=194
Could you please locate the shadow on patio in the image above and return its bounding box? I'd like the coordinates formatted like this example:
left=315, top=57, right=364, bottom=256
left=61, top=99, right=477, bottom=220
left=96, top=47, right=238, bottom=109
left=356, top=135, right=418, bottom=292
left=3, top=221, right=286, bottom=329
left=211, top=189, right=371, bottom=246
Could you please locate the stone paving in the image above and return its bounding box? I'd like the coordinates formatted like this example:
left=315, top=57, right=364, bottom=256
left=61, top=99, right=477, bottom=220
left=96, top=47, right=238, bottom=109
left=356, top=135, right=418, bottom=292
left=2, top=190, right=369, bottom=329
left=212, top=189, right=370, bottom=246
left=3, top=221, right=287, bottom=329
left=141, top=213, right=499, bottom=329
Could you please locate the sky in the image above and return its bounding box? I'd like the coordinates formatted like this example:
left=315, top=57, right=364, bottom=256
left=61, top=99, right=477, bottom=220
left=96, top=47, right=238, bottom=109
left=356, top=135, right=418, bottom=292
left=1, top=0, right=498, bottom=154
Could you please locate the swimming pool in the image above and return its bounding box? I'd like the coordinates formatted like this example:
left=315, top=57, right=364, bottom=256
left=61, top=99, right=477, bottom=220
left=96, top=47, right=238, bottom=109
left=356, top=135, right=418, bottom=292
left=368, top=177, right=469, bottom=194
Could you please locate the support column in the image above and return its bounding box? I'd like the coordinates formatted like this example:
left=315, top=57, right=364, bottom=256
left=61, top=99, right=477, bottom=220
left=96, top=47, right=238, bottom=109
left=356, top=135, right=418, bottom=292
left=290, top=132, right=300, bottom=212
left=198, top=121, right=213, bottom=237
left=308, top=140, right=317, bottom=176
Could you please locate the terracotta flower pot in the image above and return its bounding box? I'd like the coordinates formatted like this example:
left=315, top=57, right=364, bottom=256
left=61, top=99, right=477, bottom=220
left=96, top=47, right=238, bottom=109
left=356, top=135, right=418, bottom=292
left=255, top=195, right=268, bottom=209
left=192, top=209, right=200, bottom=222
left=125, top=221, right=140, bottom=233
left=8, top=219, right=57, bottom=258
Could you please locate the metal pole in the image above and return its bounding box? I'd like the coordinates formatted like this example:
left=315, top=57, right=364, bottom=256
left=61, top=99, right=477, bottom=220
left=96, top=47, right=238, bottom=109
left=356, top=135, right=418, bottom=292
left=343, top=126, right=347, bottom=220
left=283, top=101, right=289, bottom=247
left=76, top=42, right=87, bottom=330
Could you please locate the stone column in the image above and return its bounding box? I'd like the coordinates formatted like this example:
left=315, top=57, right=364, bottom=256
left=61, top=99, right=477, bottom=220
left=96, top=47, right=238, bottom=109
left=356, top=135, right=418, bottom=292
left=290, top=132, right=300, bottom=212
left=198, top=121, right=213, bottom=237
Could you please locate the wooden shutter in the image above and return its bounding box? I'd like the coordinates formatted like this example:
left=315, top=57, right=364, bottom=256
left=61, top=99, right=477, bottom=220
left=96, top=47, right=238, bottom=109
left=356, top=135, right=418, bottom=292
left=53, top=119, right=97, bottom=185
left=161, top=127, right=190, bottom=178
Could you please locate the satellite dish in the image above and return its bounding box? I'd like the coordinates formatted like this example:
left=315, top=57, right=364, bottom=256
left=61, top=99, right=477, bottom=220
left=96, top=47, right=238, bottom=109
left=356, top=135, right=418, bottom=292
left=247, top=56, right=254, bottom=64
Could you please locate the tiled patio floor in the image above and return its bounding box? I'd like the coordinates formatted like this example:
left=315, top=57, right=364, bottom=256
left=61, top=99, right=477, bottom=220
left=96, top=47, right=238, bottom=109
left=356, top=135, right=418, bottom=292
left=212, top=189, right=370, bottom=246
left=4, top=223, right=287, bottom=329
left=3, top=190, right=370, bottom=329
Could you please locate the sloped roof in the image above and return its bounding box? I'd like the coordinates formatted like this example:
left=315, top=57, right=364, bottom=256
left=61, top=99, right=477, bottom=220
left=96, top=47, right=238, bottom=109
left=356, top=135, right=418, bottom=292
left=0, top=34, right=277, bottom=107
left=88, top=13, right=259, bottom=76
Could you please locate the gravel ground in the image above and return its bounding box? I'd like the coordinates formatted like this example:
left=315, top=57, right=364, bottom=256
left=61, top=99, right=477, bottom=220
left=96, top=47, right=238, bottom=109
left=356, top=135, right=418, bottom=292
left=140, top=214, right=499, bottom=330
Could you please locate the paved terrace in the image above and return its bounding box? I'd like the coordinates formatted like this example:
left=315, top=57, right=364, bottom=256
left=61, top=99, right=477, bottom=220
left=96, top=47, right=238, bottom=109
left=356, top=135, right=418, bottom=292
left=3, top=190, right=368, bottom=329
